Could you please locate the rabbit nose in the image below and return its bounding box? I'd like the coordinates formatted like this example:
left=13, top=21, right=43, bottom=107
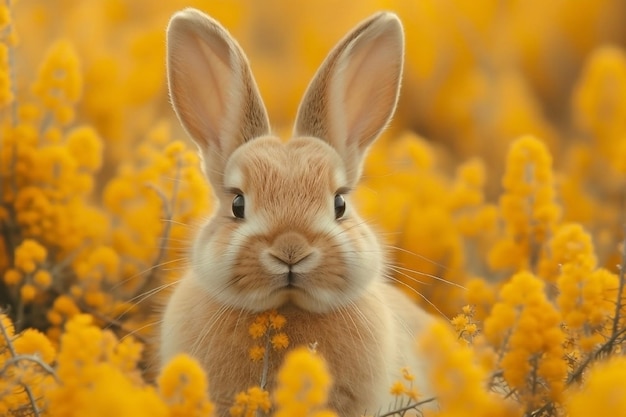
left=268, top=232, right=314, bottom=266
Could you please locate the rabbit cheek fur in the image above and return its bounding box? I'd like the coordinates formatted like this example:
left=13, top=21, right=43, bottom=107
left=161, top=7, right=434, bottom=417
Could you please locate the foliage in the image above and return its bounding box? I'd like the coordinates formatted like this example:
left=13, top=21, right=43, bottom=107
left=1, top=0, right=626, bottom=416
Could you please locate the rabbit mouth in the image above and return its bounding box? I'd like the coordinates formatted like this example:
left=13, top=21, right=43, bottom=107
left=271, top=272, right=315, bottom=300
left=277, top=271, right=303, bottom=290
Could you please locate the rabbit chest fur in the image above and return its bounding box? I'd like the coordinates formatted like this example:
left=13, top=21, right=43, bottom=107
left=162, top=274, right=433, bottom=416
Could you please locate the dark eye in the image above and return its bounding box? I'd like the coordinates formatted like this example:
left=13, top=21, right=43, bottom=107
left=232, top=194, right=245, bottom=219
left=334, top=194, right=346, bottom=219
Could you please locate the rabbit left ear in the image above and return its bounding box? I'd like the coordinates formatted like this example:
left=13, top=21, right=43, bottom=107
left=167, top=8, right=270, bottom=186
left=293, top=12, right=404, bottom=185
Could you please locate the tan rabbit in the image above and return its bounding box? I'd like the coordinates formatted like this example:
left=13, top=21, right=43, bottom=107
left=161, top=8, right=434, bottom=416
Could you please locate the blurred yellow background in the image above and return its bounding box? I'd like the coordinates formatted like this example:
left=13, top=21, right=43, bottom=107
left=5, top=0, right=626, bottom=318
left=13, top=0, right=626, bottom=163
left=3, top=1, right=626, bottom=415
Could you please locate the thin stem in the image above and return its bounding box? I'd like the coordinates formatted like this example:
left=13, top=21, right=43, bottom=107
left=15, top=295, right=24, bottom=331
left=529, top=401, right=556, bottom=417
left=610, top=225, right=626, bottom=341
left=567, top=325, right=626, bottom=385
left=133, top=154, right=182, bottom=298
left=0, top=312, right=42, bottom=417
left=79, top=302, right=148, bottom=345
left=376, top=397, right=436, bottom=417
left=566, top=232, right=626, bottom=386
left=528, top=354, right=539, bottom=412
left=0, top=353, right=60, bottom=383
left=260, top=329, right=271, bottom=390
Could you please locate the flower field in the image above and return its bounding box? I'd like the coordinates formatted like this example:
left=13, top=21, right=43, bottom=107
left=1, top=0, right=626, bottom=416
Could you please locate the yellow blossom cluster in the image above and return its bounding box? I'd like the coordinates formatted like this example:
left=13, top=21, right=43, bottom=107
left=1, top=0, right=626, bottom=416
left=0, top=3, right=211, bottom=353
left=483, top=272, right=567, bottom=408
left=229, top=386, right=271, bottom=417
left=418, top=321, right=514, bottom=417
left=551, top=224, right=619, bottom=352
left=3, top=238, right=50, bottom=304
left=0, top=2, right=14, bottom=107
left=450, top=304, right=479, bottom=344
left=247, top=310, right=289, bottom=362
left=0, top=311, right=339, bottom=417
left=489, top=135, right=559, bottom=272
left=0, top=312, right=220, bottom=416
left=565, top=356, right=626, bottom=417
left=0, top=313, right=56, bottom=416
left=158, top=354, right=214, bottom=417
left=273, top=347, right=337, bottom=417
left=388, top=367, right=421, bottom=413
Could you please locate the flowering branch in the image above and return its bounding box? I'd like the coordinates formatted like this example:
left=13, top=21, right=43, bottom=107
left=376, top=396, right=436, bottom=417
left=0, top=313, right=42, bottom=417
left=0, top=353, right=59, bottom=382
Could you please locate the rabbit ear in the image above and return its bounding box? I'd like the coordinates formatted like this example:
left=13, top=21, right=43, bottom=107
left=167, top=9, right=270, bottom=184
left=294, top=12, right=404, bottom=185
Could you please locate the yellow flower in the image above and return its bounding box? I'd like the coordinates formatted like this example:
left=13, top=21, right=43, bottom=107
left=158, top=354, right=214, bottom=417
left=0, top=313, right=14, bottom=337
left=401, top=367, right=415, bottom=382
left=230, top=386, right=271, bottom=417
left=14, top=238, right=47, bottom=273
left=249, top=345, right=265, bottom=362
left=3, top=268, right=22, bottom=285
left=66, top=126, right=103, bottom=171
left=484, top=271, right=567, bottom=406
left=557, top=262, right=617, bottom=352
left=271, top=332, right=289, bottom=351
left=53, top=294, right=80, bottom=316
left=273, top=347, right=336, bottom=417
left=248, top=321, right=267, bottom=339
left=0, top=43, right=13, bottom=107
left=390, top=381, right=405, bottom=396
left=418, top=321, right=515, bottom=417
left=20, top=283, right=37, bottom=302
left=0, top=6, right=9, bottom=30
left=572, top=46, right=626, bottom=160
left=269, top=311, right=287, bottom=330
left=489, top=135, right=559, bottom=272
left=465, top=278, right=497, bottom=321
left=451, top=314, right=469, bottom=332
left=33, top=269, right=52, bottom=288
left=32, top=39, right=82, bottom=126
left=48, top=314, right=170, bottom=417
left=565, top=356, right=626, bottom=417
left=13, top=328, right=56, bottom=363
left=539, top=223, right=596, bottom=282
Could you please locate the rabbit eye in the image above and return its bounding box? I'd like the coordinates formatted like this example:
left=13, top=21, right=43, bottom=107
left=232, top=194, right=245, bottom=219
left=334, top=194, right=346, bottom=219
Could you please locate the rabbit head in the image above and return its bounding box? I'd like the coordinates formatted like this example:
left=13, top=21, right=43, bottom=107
left=167, top=8, right=404, bottom=314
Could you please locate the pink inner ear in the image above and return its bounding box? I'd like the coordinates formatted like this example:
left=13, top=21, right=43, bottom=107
left=167, top=9, right=271, bottom=190
left=169, top=28, right=236, bottom=151
left=338, top=31, right=402, bottom=149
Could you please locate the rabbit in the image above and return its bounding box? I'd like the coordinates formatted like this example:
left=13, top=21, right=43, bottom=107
left=160, top=8, right=435, bottom=417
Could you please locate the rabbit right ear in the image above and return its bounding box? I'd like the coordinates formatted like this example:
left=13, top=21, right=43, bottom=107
left=167, top=9, right=270, bottom=185
left=294, top=12, right=404, bottom=186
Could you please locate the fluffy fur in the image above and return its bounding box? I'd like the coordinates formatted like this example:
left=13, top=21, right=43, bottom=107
left=161, top=8, right=434, bottom=416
